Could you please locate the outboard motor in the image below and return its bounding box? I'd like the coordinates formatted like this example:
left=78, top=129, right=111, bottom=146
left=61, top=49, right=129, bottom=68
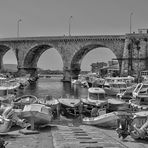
left=0, top=138, right=8, bottom=148
left=116, top=113, right=133, bottom=139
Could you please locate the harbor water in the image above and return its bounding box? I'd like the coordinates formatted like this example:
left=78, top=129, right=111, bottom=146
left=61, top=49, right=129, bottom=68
left=17, top=77, right=88, bottom=100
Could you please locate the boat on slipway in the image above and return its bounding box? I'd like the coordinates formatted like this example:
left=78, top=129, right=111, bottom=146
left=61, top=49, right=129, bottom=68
left=58, top=97, right=81, bottom=118
left=83, top=111, right=119, bottom=128
left=13, top=95, right=38, bottom=109
left=20, top=103, right=53, bottom=130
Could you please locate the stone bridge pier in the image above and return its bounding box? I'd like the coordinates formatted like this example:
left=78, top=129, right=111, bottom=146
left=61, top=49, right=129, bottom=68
left=17, top=67, right=38, bottom=78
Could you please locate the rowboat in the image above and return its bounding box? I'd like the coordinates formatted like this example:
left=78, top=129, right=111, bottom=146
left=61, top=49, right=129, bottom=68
left=13, top=95, right=38, bottom=109
left=83, top=112, right=119, bottom=128
left=20, top=104, right=53, bottom=130
left=58, top=98, right=81, bottom=118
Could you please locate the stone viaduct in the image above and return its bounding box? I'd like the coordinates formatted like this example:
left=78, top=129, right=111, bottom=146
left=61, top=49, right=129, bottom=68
left=0, top=33, right=148, bottom=81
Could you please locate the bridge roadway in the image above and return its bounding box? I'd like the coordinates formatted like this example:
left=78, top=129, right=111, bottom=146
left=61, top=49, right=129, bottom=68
left=5, top=121, right=148, bottom=148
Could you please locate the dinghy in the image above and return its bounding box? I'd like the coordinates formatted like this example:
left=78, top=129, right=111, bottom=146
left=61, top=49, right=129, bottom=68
left=83, top=112, right=119, bottom=128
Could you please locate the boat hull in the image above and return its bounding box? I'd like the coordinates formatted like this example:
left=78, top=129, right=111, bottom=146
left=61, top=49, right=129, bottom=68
left=13, top=95, right=38, bottom=109
left=21, top=104, right=53, bottom=128
left=58, top=98, right=81, bottom=118
left=83, top=112, right=119, bottom=128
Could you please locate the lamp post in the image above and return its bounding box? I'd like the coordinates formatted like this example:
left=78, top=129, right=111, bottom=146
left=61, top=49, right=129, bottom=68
left=68, top=16, right=73, bottom=36
left=130, top=12, right=133, bottom=33
left=17, top=19, right=22, bottom=37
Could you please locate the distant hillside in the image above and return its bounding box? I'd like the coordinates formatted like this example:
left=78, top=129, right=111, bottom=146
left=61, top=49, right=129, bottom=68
left=3, top=64, right=17, bottom=72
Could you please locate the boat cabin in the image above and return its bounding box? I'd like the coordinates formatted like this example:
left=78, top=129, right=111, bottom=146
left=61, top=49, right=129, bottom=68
left=81, top=87, right=108, bottom=117
left=87, top=87, right=106, bottom=102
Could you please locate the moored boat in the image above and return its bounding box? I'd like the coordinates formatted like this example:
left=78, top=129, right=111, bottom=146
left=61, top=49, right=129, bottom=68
left=107, top=98, right=130, bottom=112
left=104, top=76, right=135, bottom=96
left=81, top=87, right=108, bottom=117
left=104, top=82, right=127, bottom=96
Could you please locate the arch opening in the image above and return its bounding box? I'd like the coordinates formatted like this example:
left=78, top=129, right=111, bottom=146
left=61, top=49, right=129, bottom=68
left=24, top=45, right=63, bottom=77
left=0, top=45, right=17, bottom=73
left=71, top=44, right=119, bottom=79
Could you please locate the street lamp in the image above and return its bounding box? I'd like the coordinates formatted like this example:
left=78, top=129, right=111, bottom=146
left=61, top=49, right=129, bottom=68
left=17, top=19, right=22, bottom=37
left=130, top=12, right=133, bottom=34
left=68, top=16, right=73, bottom=36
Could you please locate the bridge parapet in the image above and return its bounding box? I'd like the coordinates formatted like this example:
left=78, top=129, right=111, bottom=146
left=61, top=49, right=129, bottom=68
left=0, top=35, right=125, bottom=42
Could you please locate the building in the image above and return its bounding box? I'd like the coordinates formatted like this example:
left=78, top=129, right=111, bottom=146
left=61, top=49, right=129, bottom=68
left=90, top=62, right=107, bottom=74
left=100, top=61, right=119, bottom=77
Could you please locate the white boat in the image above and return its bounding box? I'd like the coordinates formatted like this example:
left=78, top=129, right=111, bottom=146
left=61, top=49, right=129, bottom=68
left=104, top=76, right=135, bottom=96
left=0, top=117, right=12, bottom=133
left=104, top=82, right=127, bottom=96
left=83, top=111, right=119, bottom=128
left=0, top=81, right=20, bottom=96
left=81, top=87, right=108, bottom=106
left=21, top=104, right=53, bottom=130
left=81, top=87, right=108, bottom=117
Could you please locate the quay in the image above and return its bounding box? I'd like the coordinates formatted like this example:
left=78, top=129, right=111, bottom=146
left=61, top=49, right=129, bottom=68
left=5, top=123, right=148, bottom=148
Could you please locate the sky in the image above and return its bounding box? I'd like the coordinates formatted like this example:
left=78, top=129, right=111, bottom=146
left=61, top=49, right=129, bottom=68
left=2, top=0, right=148, bottom=70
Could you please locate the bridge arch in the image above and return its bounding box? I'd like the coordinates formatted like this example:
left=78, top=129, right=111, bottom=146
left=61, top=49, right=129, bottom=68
left=0, top=45, right=14, bottom=71
left=23, top=44, right=63, bottom=76
left=71, top=43, right=120, bottom=79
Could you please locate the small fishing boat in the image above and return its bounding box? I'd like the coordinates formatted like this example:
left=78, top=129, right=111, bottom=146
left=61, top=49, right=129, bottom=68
left=13, top=95, right=38, bottom=109
left=0, top=81, right=20, bottom=97
left=58, top=97, right=81, bottom=118
left=20, top=103, right=53, bottom=130
left=81, top=87, right=108, bottom=117
left=83, top=111, right=119, bottom=128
